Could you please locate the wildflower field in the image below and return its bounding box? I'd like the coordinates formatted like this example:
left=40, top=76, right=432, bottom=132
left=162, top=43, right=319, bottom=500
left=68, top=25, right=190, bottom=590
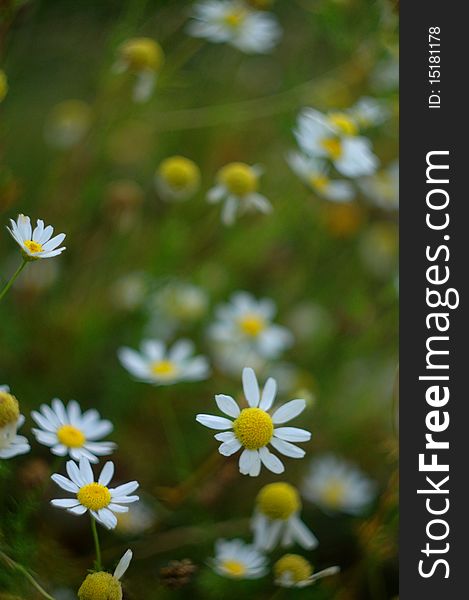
left=0, top=1, right=398, bottom=598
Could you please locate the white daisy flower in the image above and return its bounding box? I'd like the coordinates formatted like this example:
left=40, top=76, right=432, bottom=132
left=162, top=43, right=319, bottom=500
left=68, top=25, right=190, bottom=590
left=294, top=109, right=379, bottom=178
left=287, top=152, right=354, bottom=202
left=31, top=399, right=116, bottom=463
left=187, top=1, right=282, bottom=54
left=78, top=549, right=133, bottom=599
left=252, top=482, right=318, bottom=551
left=359, top=161, right=399, bottom=211
left=210, top=538, right=268, bottom=579
left=0, top=385, right=30, bottom=459
left=51, top=457, right=139, bottom=530
left=209, top=292, right=293, bottom=359
left=207, top=162, right=272, bottom=225
left=196, top=367, right=311, bottom=476
left=7, top=214, right=66, bottom=260
left=114, top=38, right=164, bottom=103
left=118, top=339, right=210, bottom=385
left=274, top=554, right=340, bottom=588
left=349, top=97, right=389, bottom=128
left=302, top=454, right=376, bottom=515
left=155, top=156, right=201, bottom=201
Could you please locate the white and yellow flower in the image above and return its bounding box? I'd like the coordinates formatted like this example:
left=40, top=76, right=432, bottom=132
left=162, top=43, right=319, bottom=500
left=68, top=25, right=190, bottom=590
left=196, top=367, right=311, bottom=476
left=118, top=339, right=210, bottom=385
left=274, top=554, right=339, bottom=588
left=31, top=399, right=116, bottom=463
left=155, top=156, right=201, bottom=201
left=209, top=292, right=292, bottom=359
left=208, top=162, right=272, bottom=225
left=210, top=538, right=268, bottom=579
left=187, top=1, right=281, bottom=54
left=294, top=108, right=379, bottom=178
left=302, top=454, right=376, bottom=515
left=78, top=549, right=133, bottom=600
left=7, top=214, right=66, bottom=260
left=114, top=37, right=164, bottom=102
left=287, top=152, right=354, bottom=202
left=51, top=457, right=139, bottom=530
left=0, top=385, right=30, bottom=459
left=349, top=97, right=389, bottom=128
left=359, top=161, right=399, bottom=211
left=252, top=482, right=318, bottom=551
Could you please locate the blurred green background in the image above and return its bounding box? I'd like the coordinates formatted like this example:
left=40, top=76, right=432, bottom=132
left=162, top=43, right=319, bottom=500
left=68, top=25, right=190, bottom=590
left=0, top=0, right=398, bottom=598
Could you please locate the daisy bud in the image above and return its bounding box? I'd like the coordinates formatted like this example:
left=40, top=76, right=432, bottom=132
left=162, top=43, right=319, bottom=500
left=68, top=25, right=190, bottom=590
left=117, top=38, right=164, bottom=73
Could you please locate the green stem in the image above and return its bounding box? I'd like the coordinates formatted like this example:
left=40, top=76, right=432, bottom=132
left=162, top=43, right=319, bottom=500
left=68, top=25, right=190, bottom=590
left=160, top=400, right=191, bottom=480
left=0, top=258, right=28, bottom=301
left=0, top=550, right=56, bottom=600
left=90, top=516, right=103, bottom=571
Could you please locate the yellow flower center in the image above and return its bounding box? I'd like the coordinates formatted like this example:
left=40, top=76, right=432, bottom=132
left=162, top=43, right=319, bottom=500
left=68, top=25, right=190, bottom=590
left=223, top=10, right=247, bottom=28
left=0, top=391, right=20, bottom=428
left=309, top=174, right=329, bottom=192
left=77, top=483, right=111, bottom=511
left=119, top=37, right=164, bottom=72
left=321, top=479, right=347, bottom=509
left=321, top=138, right=342, bottom=160
left=274, top=554, right=313, bottom=583
left=78, top=572, right=122, bottom=600
left=159, top=156, right=200, bottom=191
left=238, top=314, right=266, bottom=337
left=257, top=482, right=301, bottom=520
left=151, top=360, right=178, bottom=378
left=322, top=203, right=364, bottom=238
left=328, top=112, right=358, bottom=136
left=219, top=163, right=258, bottom=196
left=57, top=424, right=86, bottom=448
left=221, top=560, right=247, bottom=578
left=233, top=408, right=273, bottom=450
left=23, top=240, right=43, bottom=254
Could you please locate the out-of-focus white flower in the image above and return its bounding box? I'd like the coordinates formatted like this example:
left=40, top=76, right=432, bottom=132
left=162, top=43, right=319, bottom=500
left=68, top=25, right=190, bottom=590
left=111, top=272, right=148, bottom=311
left=349, top=97, right=389, bottom=128
left=209, top=292, right=292, bottom=359
left=360, top=161, right=399, bottom=211
left=0, top=385, right=30, bottom=459
left=31, top=399, right=116, bottom=463
left=187, top=0, right=281, bottom=54
left=294, top=109, right=379, bottom=178
left=208, top=162, right=272, bottom=225
left=210, top=538, right=268, bottom=579
left=116, top=498, right=156, bottom=536
left=114, top=38, right=164, bottom=102
left=118, top=339, right=210, bottom=385
left=302, top=454, right=376, bottom=515
left=274, top=554, right=339, bottom=588
left=196, top=367, right=311, bottom=476
left=210, top=340, right=267, bottom=377
left=287, top=152, right=354, bottom=202
left=44, top=100, right=92, bottom=149
left=371, top=57, right=399, bottom=92
left=7, top=215, right=66, bottom=260
left=51, top=457, right=139, bottom=530
left=252, top=482, right=318, bottom=551
left=78, top=549, right=133, bottom=599
left=155, top=156, right=201, bottom=201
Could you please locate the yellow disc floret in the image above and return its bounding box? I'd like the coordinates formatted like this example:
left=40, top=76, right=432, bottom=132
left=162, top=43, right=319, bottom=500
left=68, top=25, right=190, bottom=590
left=23, top=240, right=43, bottom=254
left=0, top=391, right=19, bottom=428
left=274, top=554, right=313, bottom=583
left=321, top=480, right=346, bottom=509
left=328, top=113, right=358, bottom=136
left=309, top=174, right=329, bottom=192
left=321, top=138, right=342, bottom=160
left=238, top=314, right=266, bottom=337
left=119, top=37, right=164, bottom=72
left=233, top=408, right=273, bottom=450
left=257, top=482, right=301, bottom=520
left=151, top=360, right=178, bottom=378
left=77, top=483, right=111, bottom=511
left=158, top=156, right=201, bottom=191
left=57, top=424, right=86, bottom=448
left=219, top=163, right=258, bottom=196
left=78, top=572, right=122, bottom=600
left=221, top=560, right=247, bottom=578
left=223, top=9, right=248, bottom=28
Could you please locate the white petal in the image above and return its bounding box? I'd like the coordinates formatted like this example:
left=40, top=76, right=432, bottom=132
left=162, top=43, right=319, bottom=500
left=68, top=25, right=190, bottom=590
left=219, top=438, right=242, bottom=457
left=242, top=367, right=260, bottom=407
left=248, top=451, right=261, bottom=477
left=79, top=457, right=94, bottom=484
left=270, top=437, right=305, bottom=458
left=259, top=377, right=277, bottom=411
left=196, top=414, right=233, bottom=430
left=99, top=461, right=114, bottom=486
left=272, top=399, right=306, bottom=424
left=51, top=498, right=80, bottom=508
left=214, top=431, right=236, bottom=442
left=273, top=427, right=311, bottom=442
left=239, top=448, right=257, bottom=475
left=51, top=474, right=79, bottom=493
left=114, top=549, right=133, bottom=580
left=258, top=446, right=284, bottom=473
left=215, top=394, right=240, bottom=418
left=68, top=504, right=88, bottom=515
left=288, top=515, right=318, bottom=549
